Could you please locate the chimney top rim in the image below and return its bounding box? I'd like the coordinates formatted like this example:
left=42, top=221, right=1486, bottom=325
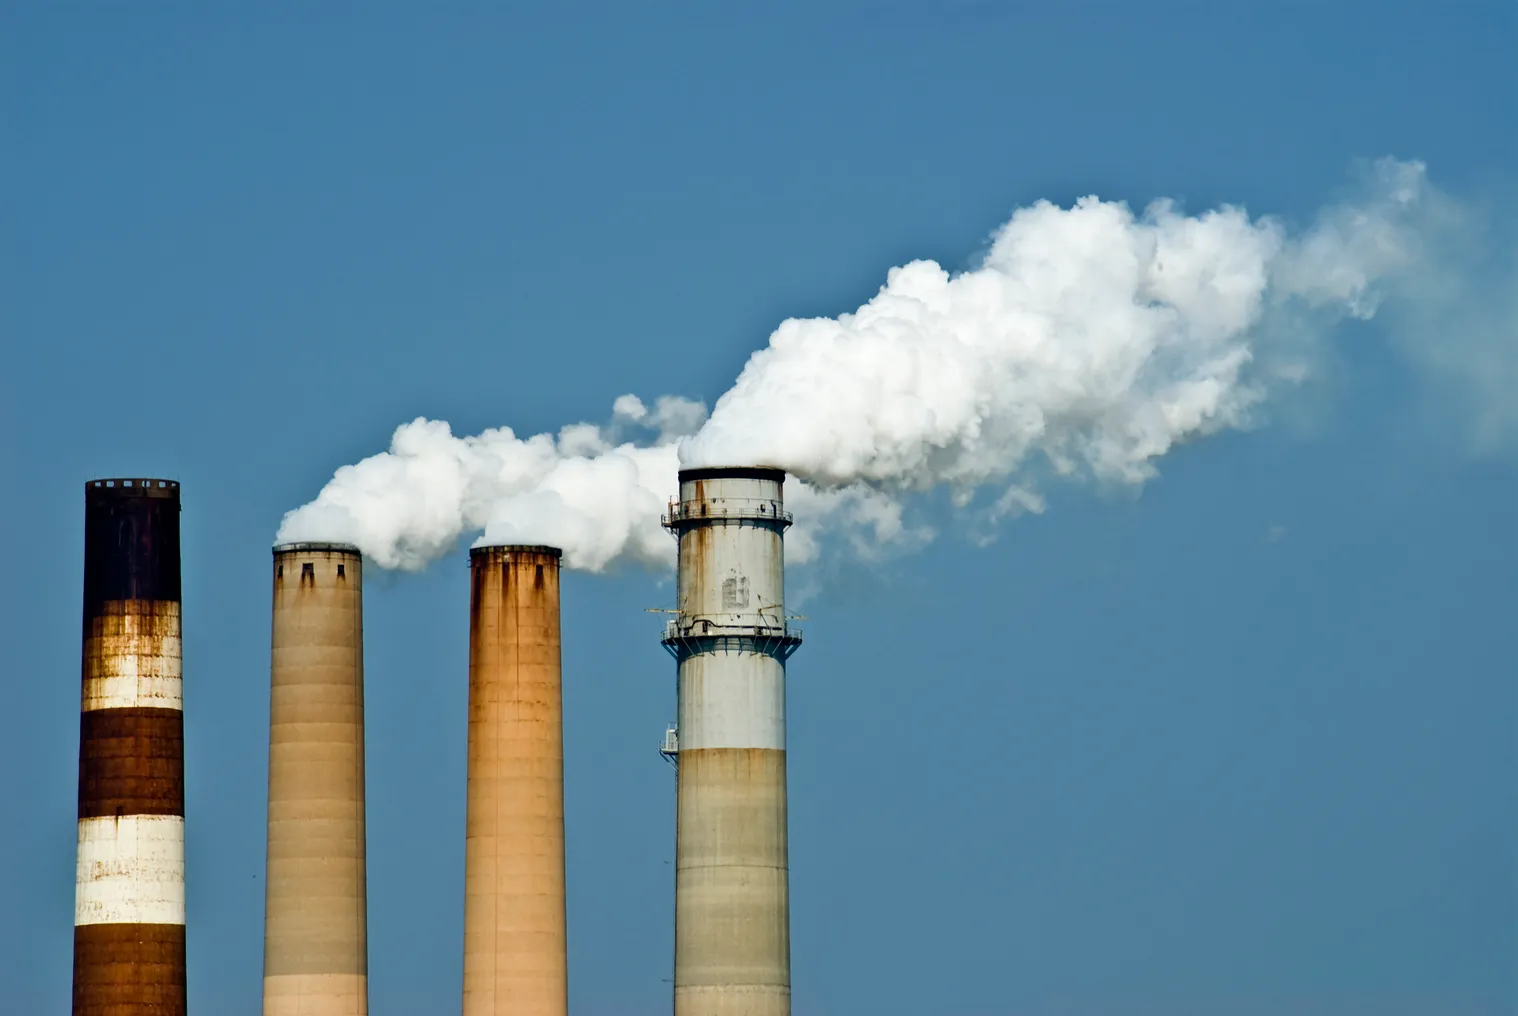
left=85, top=478, right=180, bottom=500
left=678, top=466, right=786, bottom=484
left=272, top=541, right=361, bottom=556
left=470, top=544, right=563, bottom=559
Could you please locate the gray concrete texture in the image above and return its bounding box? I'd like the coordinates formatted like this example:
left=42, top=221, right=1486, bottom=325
left=667, top=468, right=796, bottom=1016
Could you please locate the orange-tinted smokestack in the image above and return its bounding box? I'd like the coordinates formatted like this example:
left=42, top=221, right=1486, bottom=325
left=463, top=545, right=568, bottom=1016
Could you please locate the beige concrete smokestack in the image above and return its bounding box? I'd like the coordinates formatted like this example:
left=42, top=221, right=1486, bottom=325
left=463, top=545, right=568, bottom=1016
left=263, top=543, right=368, bottom=1016
left=661, top=467, right=800, bottom=1016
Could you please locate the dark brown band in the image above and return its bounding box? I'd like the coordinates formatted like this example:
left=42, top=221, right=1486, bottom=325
left=78, top=709, right=184, bottom=820
left=73, top=923, right=186, bottom=1015
left=83, top=486, right=181, bottom=618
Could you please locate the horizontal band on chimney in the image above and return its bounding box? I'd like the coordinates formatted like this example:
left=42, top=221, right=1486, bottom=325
left=75, top=815, right=186, bottom=926
left=83, top=601, right=183, bottom=711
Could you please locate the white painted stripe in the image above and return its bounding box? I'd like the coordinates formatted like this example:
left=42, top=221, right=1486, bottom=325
left=83, top=607, right=182, bottom=712
left=678, top=653, right=786, bottom=750
left=82, top=670, right=182, bottom=711
left=75, top=815, right=185, bottom=926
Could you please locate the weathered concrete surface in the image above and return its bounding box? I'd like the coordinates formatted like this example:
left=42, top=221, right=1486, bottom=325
left=674, top=747, right=790, bottom=1016
left=463, top=545, right=567, bottom=1016
left=75, top=478, right=186, bottom=1016
left=72, top=924, right=187, bottom=1014
left=264, top=544, right=367, bottom=1016
left=665, top=468, right=797, bottom=1016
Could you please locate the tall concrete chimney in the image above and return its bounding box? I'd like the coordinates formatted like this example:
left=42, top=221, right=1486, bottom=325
left=263, top=543, right=368, bottom=1015
left=463, top=545, right=568, bottom=1016
left=662, top=467, right=801, bottom=1016
left=75, top=477, right=186, bottom=1016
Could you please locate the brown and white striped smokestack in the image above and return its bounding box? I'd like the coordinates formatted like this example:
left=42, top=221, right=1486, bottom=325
left=75, top=477, right=187, bottom=1016
left=263, top=543, right=368, bottom=1015
left=463, top=545, right=568, bottom=1016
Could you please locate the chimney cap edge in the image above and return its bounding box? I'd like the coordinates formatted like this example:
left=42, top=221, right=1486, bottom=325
left=273, top=541, right=361, bottom=556
left=677, top=466, right=786, bottom=484
left=470, top=544, right=563, bottom=559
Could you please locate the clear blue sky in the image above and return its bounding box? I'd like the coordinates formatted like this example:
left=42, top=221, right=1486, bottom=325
left=2, top=3, right=1514, bottom=1013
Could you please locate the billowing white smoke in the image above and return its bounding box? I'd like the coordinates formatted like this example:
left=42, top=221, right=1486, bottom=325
left=275, top=397, right=702, bottom=572
left=277, top=158, right=1441, bottom=572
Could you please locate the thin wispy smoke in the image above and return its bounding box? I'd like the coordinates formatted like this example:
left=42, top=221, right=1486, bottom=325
left=276, top=158, right=1496, bottom=572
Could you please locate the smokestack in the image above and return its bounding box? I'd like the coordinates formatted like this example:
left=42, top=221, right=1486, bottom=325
left=263, top=543, right=368, bottom=1015
left=463, top=545, right=568, bottom=1016
left=75, top=478, right=186, bottom=1015
left=662, top=467, right=801, bottom=1016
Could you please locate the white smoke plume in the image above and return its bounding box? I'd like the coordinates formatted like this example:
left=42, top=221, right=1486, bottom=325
left=274, top=400, right=701, bottom=572
left=277, top=158, right=1470, bottom=572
